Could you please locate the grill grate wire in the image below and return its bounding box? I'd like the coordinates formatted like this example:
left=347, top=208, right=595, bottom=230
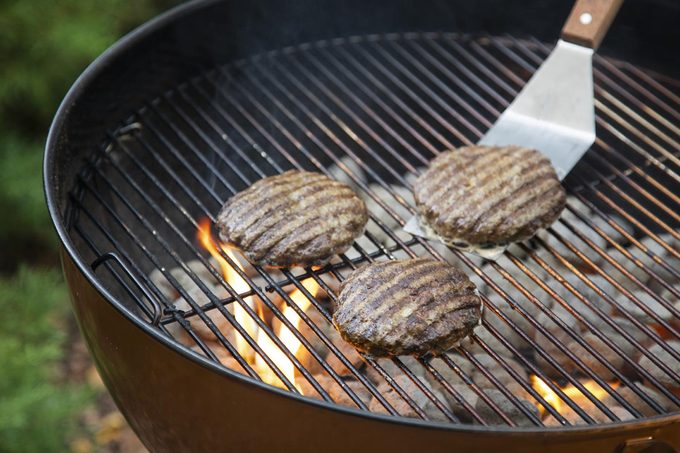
left=66, top=33, right=680, bottom=428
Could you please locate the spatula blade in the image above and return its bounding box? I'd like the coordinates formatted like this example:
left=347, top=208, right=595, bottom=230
left=480, top=40, right=596, bottom=179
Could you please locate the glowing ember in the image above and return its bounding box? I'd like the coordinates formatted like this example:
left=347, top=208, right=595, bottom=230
left=196, top=218, right=320, bottom=393
left=531, top=375, right=619, bottom=417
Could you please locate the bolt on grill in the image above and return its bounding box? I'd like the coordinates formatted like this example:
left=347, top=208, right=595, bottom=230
left=66, top=33, right=680, bottom=428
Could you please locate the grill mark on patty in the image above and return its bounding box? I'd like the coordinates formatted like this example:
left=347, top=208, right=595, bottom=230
left=228, top=180, right=347, bottom=245
left=421, top=149, right=489, bottom=195
left=247, top=196, right=364, bottom=261
left=422, top=147, right=520, bottom=208
left=222, top=174, right=322, bottom=229
left=270, top=224, right=356, bottom=261
left=373, top=276, right=476, bottom=344
left=350, top=265, right=449, bottom=324
left=442, top=150, right=542, bottom=218
left=216, top=170, right=367, bottom=267
left=423, top=146, right=519, bottom=195
left=334, top=258, right=481, bottom=356
left=478, top=182, right=563, bottom=243
left=271, top=230, right=355, bottom=266
left=338, top=260, right=408, bottom=296
left=382, top=293, right=480, bottom=353
left=414, top=146, right=566, bottom=245
left=450, top=165, right=554, bottom=236
left=339, top=259, right=444, bottom=307
left=435, top=149, right=540, bottom=221
left=476, top=176, right=562, bottom=235
left=496, top=185, right=566, bottom=234
left=338, top=261, right=444, bottom=324
left=262, top=203, right=366, bottom=262
left=238, top=188, right=358, bottom=249
left=226, top=171, right=324, bottom=219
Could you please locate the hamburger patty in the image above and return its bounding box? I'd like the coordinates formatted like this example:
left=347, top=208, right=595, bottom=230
left=216, top=170, right=368, bottom=267
left=333, top=258, right=481, bottom=357
left=413, top=145, right=566, bottom=245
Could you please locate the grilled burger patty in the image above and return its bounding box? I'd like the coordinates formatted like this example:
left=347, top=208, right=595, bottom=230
left=333, top=259, right=481, bottom=357
left=216, top=170, right=368, bottom=267
left=413, top=145, right=566, bottom=245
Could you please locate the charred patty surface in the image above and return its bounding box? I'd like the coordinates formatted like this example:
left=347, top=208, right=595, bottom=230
left=216, top=170, right=368, bottom=267
left=413, top=145, right=566, bottom=245
left=333, top=259, right=481, bottom=357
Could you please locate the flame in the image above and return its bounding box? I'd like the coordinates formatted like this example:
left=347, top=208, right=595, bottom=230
left=531, top=375, right=563, bottom=414
left=255, top=278, right=320, bottom=391
left=196, top=218, right=320, bottom=392
left=197, top=219, right=257, bottom=362
left=531, top=375, right=619, bottom=416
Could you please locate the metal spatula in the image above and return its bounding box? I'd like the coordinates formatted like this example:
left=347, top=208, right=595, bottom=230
left=404, top=0, right=623, bottom=255
left=480, top=0, right=623, bottom=179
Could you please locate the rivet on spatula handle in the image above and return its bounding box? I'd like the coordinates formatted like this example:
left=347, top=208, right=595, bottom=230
left=561, top=0, right=624, bottom=49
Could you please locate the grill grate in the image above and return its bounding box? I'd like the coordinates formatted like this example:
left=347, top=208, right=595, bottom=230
left=66, top=33, right=679, bottom=428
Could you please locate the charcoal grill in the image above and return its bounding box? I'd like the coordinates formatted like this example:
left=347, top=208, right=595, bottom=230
left=45, top=0, right=680, bottom=451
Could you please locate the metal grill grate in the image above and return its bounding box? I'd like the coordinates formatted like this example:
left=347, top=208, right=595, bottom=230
left=66, top=33, right=680, bottom=428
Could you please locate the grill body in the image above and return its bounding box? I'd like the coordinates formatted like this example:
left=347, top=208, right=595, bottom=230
left=60, top=254, right=680, bottom=452
left=45, top=0, right=680, bottom=451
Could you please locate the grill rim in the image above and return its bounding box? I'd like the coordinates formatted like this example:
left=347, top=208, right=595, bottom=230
left=44, top=0, right=680, bottom=435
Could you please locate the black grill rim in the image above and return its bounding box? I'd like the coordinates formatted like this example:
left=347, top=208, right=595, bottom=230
left=44, top=0, right=680, bottom=434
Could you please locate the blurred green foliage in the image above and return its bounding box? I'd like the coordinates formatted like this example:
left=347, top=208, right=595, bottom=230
left=0, top=133, right=52, bottom=245
left=0, top=0, right=177, bottom=262
left=0, top=1, right=174, bottom=136
left=0, top=0, right=177, bottom=450
left=0, top=267, right=94, bottom=453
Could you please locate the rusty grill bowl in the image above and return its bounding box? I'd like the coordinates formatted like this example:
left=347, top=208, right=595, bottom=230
left=45, top=0, right=680, bottom=451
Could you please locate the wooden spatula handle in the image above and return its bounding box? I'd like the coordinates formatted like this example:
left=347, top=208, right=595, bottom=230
left=561, top=0, right=623, bottom=49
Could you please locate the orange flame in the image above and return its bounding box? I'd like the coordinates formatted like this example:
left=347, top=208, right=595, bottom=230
left=255, top=278, right=320, bottom=390
left=197, top=219, right=257, bottom=362
left=196, top=218, right=320, bottom=393
left=531, top=375, right=619, bottom=416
